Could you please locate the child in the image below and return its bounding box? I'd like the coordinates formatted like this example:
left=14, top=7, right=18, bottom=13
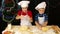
left=35, top=2, right=48, bottom=29
left=16, top=1, right=33, bottom=26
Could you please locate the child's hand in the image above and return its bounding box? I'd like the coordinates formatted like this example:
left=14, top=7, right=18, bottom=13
left=20, top=15, right=24, bottom=19
left=38, top=26, right=42, bottom=30
left=36, top=25, right=42, bottom=30
left=42, top=23, right=47, bottom=27
left=42, top=21, right=48, bottom=27
left=35, top=22, right=42, bottom=30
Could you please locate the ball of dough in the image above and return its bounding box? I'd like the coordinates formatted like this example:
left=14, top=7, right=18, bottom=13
left=42, top=27, right=49, bottom=32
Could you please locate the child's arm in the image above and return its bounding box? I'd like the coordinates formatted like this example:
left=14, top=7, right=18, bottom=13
left=28, top=11, right=33, bottom=22
left=29, top=18, right=33, bottom=23
left=16, top=15, right=21, bottom=20
left=35, top=14, right=42, bottom=29
left=35, top=21, right=42, bottom=29
left=35, top=21, right=40, bottom=27
left=42, top=21, right=48, bottom=27
left=16, top=10, right=21, bottom=20
left=16, top=15, right=24, bottom=20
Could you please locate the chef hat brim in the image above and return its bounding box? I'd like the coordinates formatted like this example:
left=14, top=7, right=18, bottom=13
left=18, top=1, right=30, bottom=6
left=35, top=2, right=46, bottom=10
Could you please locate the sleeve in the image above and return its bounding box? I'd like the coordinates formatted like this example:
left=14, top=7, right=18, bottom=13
left=17, top=10, right=21, bottom=16
left=28, top=11, right=32, bottom=17
left=35, top=14, right=38, bottom=22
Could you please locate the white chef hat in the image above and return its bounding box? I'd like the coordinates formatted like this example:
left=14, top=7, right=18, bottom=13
left=18, top=1, right=30, bottom=7
left=35, top=2, right=46, bottom=10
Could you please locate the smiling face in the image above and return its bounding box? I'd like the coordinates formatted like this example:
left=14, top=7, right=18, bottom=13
left=22, top=7, right=28, bottom=12
left=38, top=8, right=45, bottom=14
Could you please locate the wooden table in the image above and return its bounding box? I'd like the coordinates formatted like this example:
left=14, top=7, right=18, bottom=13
left=2, top=25, right=60, bottom=34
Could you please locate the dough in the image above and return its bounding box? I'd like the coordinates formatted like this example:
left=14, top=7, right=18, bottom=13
left=42, top=27, right=49, bottom=32
left=19, top=26, right=28, bottom=31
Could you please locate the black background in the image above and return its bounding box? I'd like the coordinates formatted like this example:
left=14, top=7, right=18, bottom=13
left=0, top=0, right=60, bottom=34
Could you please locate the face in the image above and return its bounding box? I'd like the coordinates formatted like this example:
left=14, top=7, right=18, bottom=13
left=22, top=7, right=28, bottom=12
left=38, top=8, right=45, bottom=14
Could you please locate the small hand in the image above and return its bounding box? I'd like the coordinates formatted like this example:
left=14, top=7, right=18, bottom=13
left=37, top=25, right=42, bottom=30
left=38, top=26, right=42, bottom=30
left=20, top=15, right=24, bottom=19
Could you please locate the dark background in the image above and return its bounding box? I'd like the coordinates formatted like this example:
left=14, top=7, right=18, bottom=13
left=0, top=0, right=60, bottom=34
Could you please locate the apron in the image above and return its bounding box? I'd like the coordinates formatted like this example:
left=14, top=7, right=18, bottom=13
left=38, top=16, right=45, bottom=25
left=20, top=12, right=32, bottom=26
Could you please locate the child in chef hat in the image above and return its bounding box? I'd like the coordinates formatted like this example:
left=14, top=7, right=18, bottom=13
left=35, top=2, right=48, bottom=30
left=16, top=1, right=33, bottom=26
